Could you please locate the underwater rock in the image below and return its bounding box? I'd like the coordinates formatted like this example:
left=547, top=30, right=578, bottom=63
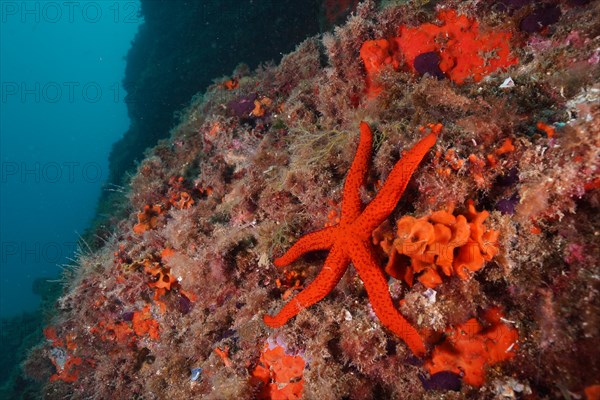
left=413, top=51, right=445, bottom=80
left=26, top=0, right=600, bottom=398
left=420, top=371, right=462, bottom=391
left=520, top=4, right=562, bottom=33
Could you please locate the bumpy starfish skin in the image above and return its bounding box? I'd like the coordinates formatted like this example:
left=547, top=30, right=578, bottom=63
left=264, top=122, right=440, bottom=356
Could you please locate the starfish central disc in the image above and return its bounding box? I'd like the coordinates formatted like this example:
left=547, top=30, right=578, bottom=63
left=264, top=121, right=441, bottom=356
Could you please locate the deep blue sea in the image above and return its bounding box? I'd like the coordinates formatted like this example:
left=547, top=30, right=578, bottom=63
left=0, top=1, right=325, bottom=395
left=1, top=1, right=140, bottom=319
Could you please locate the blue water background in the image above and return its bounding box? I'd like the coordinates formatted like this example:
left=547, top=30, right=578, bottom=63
left=0, top=1, right=140, bottom=318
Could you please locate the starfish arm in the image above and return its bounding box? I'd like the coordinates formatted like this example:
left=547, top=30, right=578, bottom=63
left=264, top=244, right=349, bottom=327
left=356, top=130, right=438, bottom=236
left=274, top=226, right=338, bottom=267
left=350, top=241, right=426, bottom=356
left=340, top=121, right=373, bottom=223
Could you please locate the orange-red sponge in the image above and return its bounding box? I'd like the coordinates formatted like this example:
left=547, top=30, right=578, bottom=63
left=250, top=342, right=306, bottom=400
left=132, top=305, right=160, bottom=340
left=360, top=10, right=518, bottom=97
left=133, top=204, right=162, bottom=234
left=425, top=307, right=519, bottom=386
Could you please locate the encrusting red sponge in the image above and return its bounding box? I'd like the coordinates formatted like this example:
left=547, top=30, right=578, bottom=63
left=425, top=307, right=519, bottom=386
left=360, top=10, right=519, bottom=97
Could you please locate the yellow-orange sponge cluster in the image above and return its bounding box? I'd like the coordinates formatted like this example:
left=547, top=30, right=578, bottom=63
left=376, top=200, right=499, bottom=288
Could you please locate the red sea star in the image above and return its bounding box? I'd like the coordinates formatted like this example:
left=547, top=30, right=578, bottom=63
left=264, top=121, right=441, bottom=356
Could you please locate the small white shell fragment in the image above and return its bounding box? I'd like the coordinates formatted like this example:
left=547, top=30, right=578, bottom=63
left=499, top=77, right=515, bottom=88
left=423, top=288, right=437, bottom=304
left=344, top=309, right=352, bottom=321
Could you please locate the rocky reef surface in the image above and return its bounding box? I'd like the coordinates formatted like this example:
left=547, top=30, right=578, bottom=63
left=105, top=0, right=324, bottom=186
left=25, top=1, right=599, bottom=399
